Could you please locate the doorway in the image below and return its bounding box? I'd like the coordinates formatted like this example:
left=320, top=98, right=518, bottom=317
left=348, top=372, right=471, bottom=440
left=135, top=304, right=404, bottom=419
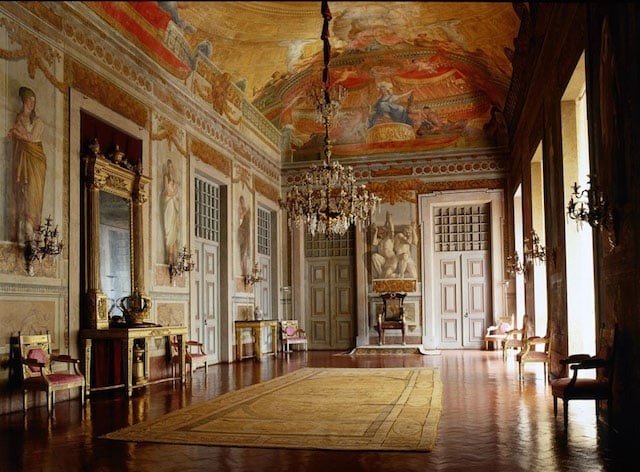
left=193, top=176, right=221, bottom=364
left=420, top=189, right=505, bottom=350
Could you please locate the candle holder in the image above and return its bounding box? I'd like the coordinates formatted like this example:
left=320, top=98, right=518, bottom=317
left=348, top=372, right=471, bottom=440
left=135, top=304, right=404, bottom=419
left=169, top=246, right=195, bottom=284
left=24, top=215, right=63, bottom=276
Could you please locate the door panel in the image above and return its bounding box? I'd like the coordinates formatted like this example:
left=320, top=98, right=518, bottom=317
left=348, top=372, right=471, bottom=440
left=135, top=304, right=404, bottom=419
left=309, top=260, right=331, bottom=349
left=306, top=257, right=354, bottom=350
left=332, top=260, right=354, bottom=349
left=436, top=254, right=462, bottom=347
left=193, top=241, right=219, bottom=364
left=462, top=252, right=489, bottom=347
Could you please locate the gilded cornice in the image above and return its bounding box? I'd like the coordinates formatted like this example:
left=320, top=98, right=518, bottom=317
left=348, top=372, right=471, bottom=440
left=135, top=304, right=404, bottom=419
left=254, top=176, right=280, bottom=204
left=190, top=137, right=231, bottom=177
left=67, top=59, right=149, bottom=128
left=366, top=178, right=504, bottom=205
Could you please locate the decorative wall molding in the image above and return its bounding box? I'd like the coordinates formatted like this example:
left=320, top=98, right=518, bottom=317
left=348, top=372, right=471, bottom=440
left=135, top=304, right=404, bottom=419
left=150, top=115, right=188, bottom=158
left=190, top=137, right=232, bottom=177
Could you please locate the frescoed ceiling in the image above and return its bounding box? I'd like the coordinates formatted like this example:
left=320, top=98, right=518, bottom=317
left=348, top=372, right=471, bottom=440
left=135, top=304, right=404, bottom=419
left=90, top=2, right=521, bottom=159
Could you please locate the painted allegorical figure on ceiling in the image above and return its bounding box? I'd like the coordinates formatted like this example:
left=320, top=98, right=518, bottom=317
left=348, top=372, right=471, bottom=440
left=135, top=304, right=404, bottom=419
left=252, top=3, right=515, bottom=160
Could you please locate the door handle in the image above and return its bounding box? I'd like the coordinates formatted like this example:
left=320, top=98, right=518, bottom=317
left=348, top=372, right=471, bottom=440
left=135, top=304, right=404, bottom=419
left=464, top=312, right=469, bottom=318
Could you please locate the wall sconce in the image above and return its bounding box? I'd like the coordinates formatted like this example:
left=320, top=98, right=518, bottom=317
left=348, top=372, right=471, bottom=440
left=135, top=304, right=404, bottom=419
left=524, top=229, right=546, bottom=264
left=567, top=174, right=616, bottom=247
left=24, top=215, right=63, bottom=276
left=506, top=251, right=526, bottom=277
left=169, top=246, right=194, bottom=283
left=244, top=262, right=265, bottom=286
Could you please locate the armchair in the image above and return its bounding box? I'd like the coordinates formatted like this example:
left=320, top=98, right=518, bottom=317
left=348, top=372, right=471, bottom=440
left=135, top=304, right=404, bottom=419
left=281, top=320, right=308, bottom=353
left=550, top=325, right=617, bottom=429
left=19, top=332, right=86, bottom=415
left=171, top=337, right=207, bottom=381
left=484, top=314, right=514, bottom=351
left=516, top=321, right=552, bottom=382
left=503, top=314, right=528, bottom=361
left=376, top=292, right=407, bottom=345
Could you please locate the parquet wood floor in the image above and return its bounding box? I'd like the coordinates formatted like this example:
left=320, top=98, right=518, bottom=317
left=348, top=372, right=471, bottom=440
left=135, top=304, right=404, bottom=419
left=0, top=350, right=632, bottom=471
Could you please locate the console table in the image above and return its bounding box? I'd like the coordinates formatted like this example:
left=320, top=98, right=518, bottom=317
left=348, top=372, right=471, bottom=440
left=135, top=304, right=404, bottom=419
left=235, top=319, right=278, bottom=361
left=79, top=325, right=187, bottom=397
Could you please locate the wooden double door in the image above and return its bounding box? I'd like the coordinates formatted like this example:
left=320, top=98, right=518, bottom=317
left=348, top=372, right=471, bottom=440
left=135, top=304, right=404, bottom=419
left=435, top=251, right=491, bottom=348
left=305, top=257, right=355, bottom=350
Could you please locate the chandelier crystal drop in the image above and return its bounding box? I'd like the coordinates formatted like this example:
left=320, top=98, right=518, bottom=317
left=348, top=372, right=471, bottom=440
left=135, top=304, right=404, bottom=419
left=279, top=0, right=380, bottom=237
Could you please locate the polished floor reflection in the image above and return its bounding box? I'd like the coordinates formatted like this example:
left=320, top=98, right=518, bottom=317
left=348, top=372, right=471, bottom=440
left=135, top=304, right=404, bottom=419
left=0, top=350, right=630, bottom=471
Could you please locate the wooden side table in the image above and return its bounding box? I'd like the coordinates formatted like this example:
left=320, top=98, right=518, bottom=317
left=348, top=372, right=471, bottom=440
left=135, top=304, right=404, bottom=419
left=235, top=320, right=278, bottom=361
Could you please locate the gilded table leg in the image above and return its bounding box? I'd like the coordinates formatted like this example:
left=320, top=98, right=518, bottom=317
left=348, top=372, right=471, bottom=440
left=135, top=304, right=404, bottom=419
left=125, top=338, right=134, bottom=397
left=253, top=326, right=262, bottom=361
left=82, top=338, right=92, bottom=397
left=236, top=326, right=243, bottom=360
left=178, top=334, right=186, bottom=385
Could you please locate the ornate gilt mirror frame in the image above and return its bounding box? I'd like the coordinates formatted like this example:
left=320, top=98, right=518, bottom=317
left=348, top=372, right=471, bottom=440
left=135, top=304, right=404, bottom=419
left=83, top=149, right=150, bottom=329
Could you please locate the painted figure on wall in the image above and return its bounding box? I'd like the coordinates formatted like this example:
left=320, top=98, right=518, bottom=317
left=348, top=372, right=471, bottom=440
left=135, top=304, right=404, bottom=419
left=8, top=86, right=47, bottom=244
left=394, top=221, right=418, bottom=279
left=162, top=159, right=180, bottom=263
left=371, top=211, right=398, bottom=279
left=368, top=82, right=415, bottom=128
left=238, top=195, right=251, bottom=277
left=370, top=209, right=419, bottom=280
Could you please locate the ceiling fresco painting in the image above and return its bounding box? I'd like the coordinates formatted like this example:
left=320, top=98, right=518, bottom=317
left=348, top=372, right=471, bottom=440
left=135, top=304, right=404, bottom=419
left=89, top=2, right=520, bottom=159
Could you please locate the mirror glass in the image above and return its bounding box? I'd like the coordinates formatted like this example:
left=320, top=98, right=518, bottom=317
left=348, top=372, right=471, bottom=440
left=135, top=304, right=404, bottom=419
left=99, top=190, right=132, bottom=319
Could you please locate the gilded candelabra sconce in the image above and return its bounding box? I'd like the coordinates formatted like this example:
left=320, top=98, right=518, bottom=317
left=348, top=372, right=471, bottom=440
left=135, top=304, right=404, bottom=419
left=524, top=229, right=546, bottom=264
left=567, top=174, right=616, bottom=248
left=24, top=215, right=63, bottom=276
left=169, top=246, right=195, bottom=284
left=506, top=251, right=526, bottom=277
left=244, top=262, right=265, bottom=286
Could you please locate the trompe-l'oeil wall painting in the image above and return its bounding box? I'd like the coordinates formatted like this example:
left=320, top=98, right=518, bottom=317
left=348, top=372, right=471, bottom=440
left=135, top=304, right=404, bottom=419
left=368, top=202, right=420, bottom=292
left=1, top=60, right=63, bottom=278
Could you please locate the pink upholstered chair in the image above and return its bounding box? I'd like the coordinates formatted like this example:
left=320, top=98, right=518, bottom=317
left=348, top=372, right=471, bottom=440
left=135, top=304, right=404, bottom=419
left=171, top=337, right=207, bottom=380
left=484, top=314, right=514, bottom=351
left=281, top=320, right=308, bottom=353
left=19, top=332, right=86, bottom=415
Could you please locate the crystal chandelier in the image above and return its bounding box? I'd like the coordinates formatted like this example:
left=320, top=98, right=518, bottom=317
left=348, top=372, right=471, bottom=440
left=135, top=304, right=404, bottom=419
left=279, top=0, right=380, bottom=236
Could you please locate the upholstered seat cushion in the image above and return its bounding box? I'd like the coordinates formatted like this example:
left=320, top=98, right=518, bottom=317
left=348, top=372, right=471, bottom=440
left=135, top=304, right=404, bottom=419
left=550, top=378, right=609, bottom=397
left=187, top=353, right=206, bottom=359
left=287, top=337, right=306, bottom=343
left=516, top=351, right=547, bottom=361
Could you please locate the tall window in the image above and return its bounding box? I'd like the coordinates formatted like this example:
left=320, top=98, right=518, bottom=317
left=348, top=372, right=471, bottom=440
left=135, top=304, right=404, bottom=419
left=195, top=177, right=219, bottom=242
left=562, top=52, right=596, bottom=356
left=257, top=207, right=271, bottom=257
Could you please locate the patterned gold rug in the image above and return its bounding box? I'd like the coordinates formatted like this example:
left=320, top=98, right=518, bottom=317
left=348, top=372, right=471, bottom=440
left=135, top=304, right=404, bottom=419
left=103, top=367, right=442, bottom=451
